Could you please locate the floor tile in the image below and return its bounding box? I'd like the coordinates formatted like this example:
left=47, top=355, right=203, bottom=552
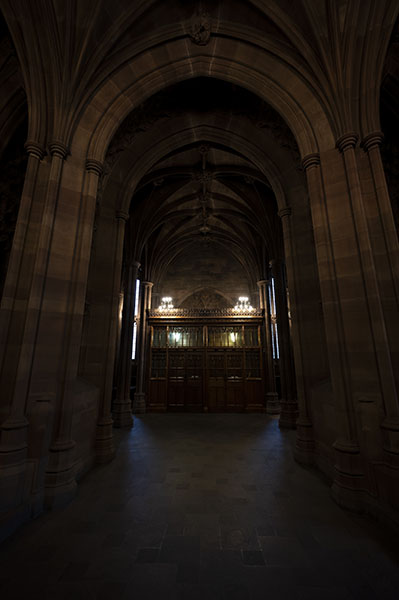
left=0, top=415, right=397, bottom=600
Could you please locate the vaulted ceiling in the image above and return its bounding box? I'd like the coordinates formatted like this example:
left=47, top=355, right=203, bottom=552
left=0, top=2, right=398, bottom=295
left=111, top=78, right=293, bottom=287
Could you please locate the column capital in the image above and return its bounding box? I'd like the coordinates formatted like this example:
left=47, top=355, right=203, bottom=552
left=142, top=281, right=154, bottom=288
left=336, top=132, right=359, bottom=153
left=115, top=210, right=129, bottom=221
left=86, top=158, right=104, bottom=176
left=302, top=153, right=320, bottom=170
left=361, top=131, right=384, bottom=152
left=48, top=140, right=69, bottom=159
left=24, top=140, right=46, bottom=160
left=257, top=279, right=268, bottom=287
left=278, top=207, right=292, bottom=219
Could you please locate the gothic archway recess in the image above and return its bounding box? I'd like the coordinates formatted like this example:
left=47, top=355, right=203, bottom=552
left=80, top=76, right=323, bottom=449
left=0, top=1, right=398, bottom=537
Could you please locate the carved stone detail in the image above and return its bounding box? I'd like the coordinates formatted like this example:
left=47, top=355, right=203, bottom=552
left=86, top=158, right=104, bottom=176
left=302, top=153, right=320, bottom=171
left=180, top=289, right=229, bottom=309
left=115, top=210, right=129, bottom=221
left=24, top=141, right=45, bottom=161
left=361, top=131, right=384, bottom=152
left=189, top=11, right=211, bottom=46
left=194, top=169, right=213, bottom=183
left=278, top=207, right=292, bottom=219
left=48, top=141, right=69, bottom=160
left=336, top=132, right=359, bottom=153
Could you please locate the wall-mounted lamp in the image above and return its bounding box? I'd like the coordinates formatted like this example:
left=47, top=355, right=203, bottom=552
left=159, top=296, right=174, bottom=311
left=233, top=296, right=253, bottom=312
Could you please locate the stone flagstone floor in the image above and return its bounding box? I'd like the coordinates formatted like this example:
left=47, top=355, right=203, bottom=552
left=0, top=414, right=398, bottom=599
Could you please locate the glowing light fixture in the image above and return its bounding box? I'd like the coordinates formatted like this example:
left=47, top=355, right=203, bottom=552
left=173, top=331, right=181, bottom=342
left=233, top=296, right=254, bottom=312
left=159, top=296, right=174, bottom=311
left=229, top=332, right=237, bottom=342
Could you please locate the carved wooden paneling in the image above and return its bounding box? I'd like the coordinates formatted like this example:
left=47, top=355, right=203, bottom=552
left=147, top=320, right=265, bottom=412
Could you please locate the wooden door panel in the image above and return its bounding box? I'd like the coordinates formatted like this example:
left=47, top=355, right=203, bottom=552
left=226, top=383, right=244, bottom=411
left=208, top=383, right=225, bottom=412
left=207, top=350, right=225, bottom=412
left=186, top=386, right=203, bottom=410
left=148, top=380, right=167, bottom=411
left=148, top=321, right=264, bottom=413
left=244, top=380, right=264, bottom=411
left=168, top=383, right=185, bottom=409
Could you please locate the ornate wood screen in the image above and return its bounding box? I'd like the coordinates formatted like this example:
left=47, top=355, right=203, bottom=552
left=147, top=309, right=265, bottom=412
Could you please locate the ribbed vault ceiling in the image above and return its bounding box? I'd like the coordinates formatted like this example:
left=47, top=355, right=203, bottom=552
left=121, top=79, right=286, bottom=287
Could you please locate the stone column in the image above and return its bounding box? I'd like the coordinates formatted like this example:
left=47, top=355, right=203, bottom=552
left=302, top=152, right=364, bottom=510
left=0, top=139, right=71, bottom=512
left=361, top=132, right=399, bottom=454
left=133, top=281, right=153, bottom=414
left=257, top=279, right=279, bottom=414
left=270, top=258, right=298, bottom=428
left=0, top=141, right=45, bottom=522
left=278, top=207, right=315, bottom=462
left=113, top=260, right=140, bottom=427
left=94, top=210, right=129, bottom=462
left=44, top=157, right=104, bottom=508
left=361, top=132, right=399, bottom=293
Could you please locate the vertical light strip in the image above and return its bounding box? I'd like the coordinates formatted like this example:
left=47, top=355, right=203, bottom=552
left=131, top=279, right=140, bottom=359
left=134, top=278, right=140, bottom=316
left=271, top=277, right=280, bottom=360
left=131, top=323, right=138, bottom=360
left=268, top=281, right=276, bottom=359
left=274, top=322, right=280, bottom=359
left=271, top=277, right=276, bottom=310
left=268, top=284, right=273, bottom=314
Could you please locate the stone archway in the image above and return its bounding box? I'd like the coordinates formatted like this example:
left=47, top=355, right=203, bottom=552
left=0, top=2, right=398, bottom=538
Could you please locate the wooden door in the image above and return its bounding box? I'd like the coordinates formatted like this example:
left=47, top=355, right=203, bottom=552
left=168, top=350, right=185, bottom=410
left=207, top=349, right=225, bottom=412
left=226, top=350, right=244, bottom=411
left=244, top=349, right=264, bottom=411
left=185, top=350, right=203, bottom=411
left=148, top=349, right=167, bottom=410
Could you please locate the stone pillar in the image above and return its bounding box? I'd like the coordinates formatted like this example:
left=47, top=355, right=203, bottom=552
left=133, top=281, right=153, bottom=414
left=270, top=258, right=298, bottom=428
left=257, top=280, right=280, bottom=414
left=94, top=210, right=129, bottom=462
left=0, top=139, right=72, bottom=512
left=361, top=132, right=399, bottom=294
left=361, top=132, right=399, bottom=455
left=113, top=260, right=140, bottom=427
left=278, top=207, right=315, bottom=462
left=302, top=151, right=364, bottom=510
left=44, top=156, right=104, bottom=508
left=0, top=141, right=45, bottom=523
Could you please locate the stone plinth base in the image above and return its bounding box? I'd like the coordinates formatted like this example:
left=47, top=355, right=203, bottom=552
left=295, top=417, right=315, bottom=465
left=330, top=438, right=365, bottom=512
left=112, top=399, right=133, bottom=428
left=265, top=392, right=280, bottom=414
left=133, top=392, right=146, bottom=414
left=279, top=400, right=298, bottom=429
left=95, top=418, right=115, bottom=463
left=44, top=441, right=77, bottom=510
